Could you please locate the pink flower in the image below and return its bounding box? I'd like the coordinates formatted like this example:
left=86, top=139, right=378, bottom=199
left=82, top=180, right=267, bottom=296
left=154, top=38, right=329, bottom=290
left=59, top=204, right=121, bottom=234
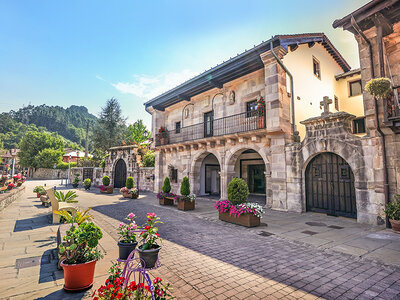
left=119, top=222, right=125, bottom=228
left=147, top=213, right=156, bottom=218
left=127, top=213, right=135, bottom=219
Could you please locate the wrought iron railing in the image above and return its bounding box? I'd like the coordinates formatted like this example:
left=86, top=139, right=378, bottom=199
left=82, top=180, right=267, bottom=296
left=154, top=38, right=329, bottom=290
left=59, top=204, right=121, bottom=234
left=386, top=86, right=400, bottom=121
left=155, top=110, right=266, bottom=146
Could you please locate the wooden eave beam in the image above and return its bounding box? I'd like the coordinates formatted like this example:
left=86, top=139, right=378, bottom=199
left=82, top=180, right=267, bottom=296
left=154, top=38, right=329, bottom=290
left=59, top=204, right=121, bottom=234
left=289, top=44, right=298, bottom=52
left=208, top=79, right=223, bottom=89
left=308, top=42, right=315, bottom=48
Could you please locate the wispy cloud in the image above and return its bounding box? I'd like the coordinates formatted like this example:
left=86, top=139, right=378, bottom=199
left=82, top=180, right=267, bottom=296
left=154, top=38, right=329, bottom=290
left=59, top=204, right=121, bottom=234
left=111, top=69, right=198, bottom=100
left=96, top=74, right=105, bottom=81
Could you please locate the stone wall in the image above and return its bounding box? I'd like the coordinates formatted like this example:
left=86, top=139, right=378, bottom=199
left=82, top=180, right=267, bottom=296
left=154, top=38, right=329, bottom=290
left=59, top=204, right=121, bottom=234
left=135, top=167, right=155, bottom=192
left=31, top=168, right=68, bottom=180
left=70, top=167, right=103, bottom=187
left=0, top=186, right=25, bottom=212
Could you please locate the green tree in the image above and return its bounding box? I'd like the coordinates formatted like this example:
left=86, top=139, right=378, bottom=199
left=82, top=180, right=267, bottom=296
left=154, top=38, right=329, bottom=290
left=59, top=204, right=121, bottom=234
left=36, top=148, right=63, bottom=168
left=125, top=120, right=151, bottom=145
left=162, top=177, right=171, bottom=193
left=91, top=98, right=126, bottom=151
left=227, top=178, right=249, bottom=205
left=18, top=131, right=64, bottom=168
left=180, top=176, right=190, bottom=196
left=142, top=150, right=155, bottom=167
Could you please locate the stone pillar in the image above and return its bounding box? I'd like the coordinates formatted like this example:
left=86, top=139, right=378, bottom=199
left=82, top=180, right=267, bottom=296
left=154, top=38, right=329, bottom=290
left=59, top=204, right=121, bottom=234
left=219, top=171, right=235, bottom=200
left=264, top=171, right=272, bottom=208
left=154, top=150, right=164, bottom=193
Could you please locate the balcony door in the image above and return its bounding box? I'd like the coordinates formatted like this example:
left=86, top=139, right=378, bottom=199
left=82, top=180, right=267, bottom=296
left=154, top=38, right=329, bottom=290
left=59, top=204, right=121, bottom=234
left=204, top=111, right=214, bottom=137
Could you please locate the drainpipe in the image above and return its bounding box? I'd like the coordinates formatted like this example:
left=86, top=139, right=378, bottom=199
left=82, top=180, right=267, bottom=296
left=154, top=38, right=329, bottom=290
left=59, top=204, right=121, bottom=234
left=351, top=15, right=390, bottom=227
left=269, top=42, right=296, bottom=139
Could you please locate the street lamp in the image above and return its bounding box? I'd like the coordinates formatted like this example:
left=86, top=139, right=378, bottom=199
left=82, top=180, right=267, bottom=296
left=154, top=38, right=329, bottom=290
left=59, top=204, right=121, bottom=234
left=67, top=154, right=72, bottom=186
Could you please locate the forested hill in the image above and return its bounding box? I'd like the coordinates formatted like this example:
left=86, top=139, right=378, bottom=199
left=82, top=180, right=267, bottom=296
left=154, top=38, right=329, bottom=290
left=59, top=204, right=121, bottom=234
left=0, top=105, right=98, bottom=149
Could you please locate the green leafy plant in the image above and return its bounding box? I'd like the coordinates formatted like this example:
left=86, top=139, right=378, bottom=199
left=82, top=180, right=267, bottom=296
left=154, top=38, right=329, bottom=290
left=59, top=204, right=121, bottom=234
left=55, top=208, right=93, bottom=224
left=83, top=178, right=91, bottom=187
left=118, top=212, right=138, bottom=243
left=33, top=186, right=46, bottom=195
left=126, top=176, right=134, bottom=189
left=54, top=190, right=78, bottom=203
left=73, top=173, right=80, bottom=184
left=59, top=222, right=103, bottom=264
left=103, top=175, right=110, bottom=186
left=365, top=77, right=392, bottom=99
left=142, top=150, right=155, bottom=167
left=162, top=177, right=171, bottom=193
left=385, top=194, right=400, bottom=221
left=180, top=176, right=190, bottom=196
left=227, top=178, right=249, bottom=205
left=140, top=213, right=162, bottom=250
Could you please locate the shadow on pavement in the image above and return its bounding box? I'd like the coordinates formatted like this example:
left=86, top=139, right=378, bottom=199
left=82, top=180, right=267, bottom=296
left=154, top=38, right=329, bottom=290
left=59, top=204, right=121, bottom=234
left=13, top=215, right=52, bottom=232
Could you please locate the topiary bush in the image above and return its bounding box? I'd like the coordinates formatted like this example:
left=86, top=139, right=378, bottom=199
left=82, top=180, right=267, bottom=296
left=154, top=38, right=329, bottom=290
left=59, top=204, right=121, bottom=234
left=162, top=177, right=171, bottom=193
left=365, top=77, right=392, bottom=99
left=180, top=176, right=190, bottom=196
left=84, top=178, right=91, bottom=187
left=227, top=178, right=249, bottom=205
left=126, top=177, right=134, bottom=189
left=103, top=175, right=110, bottom=186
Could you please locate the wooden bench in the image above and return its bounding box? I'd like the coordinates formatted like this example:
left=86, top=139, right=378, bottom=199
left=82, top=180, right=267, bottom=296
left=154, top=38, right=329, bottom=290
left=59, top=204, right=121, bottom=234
left=47, top=188, right=77, bottom=224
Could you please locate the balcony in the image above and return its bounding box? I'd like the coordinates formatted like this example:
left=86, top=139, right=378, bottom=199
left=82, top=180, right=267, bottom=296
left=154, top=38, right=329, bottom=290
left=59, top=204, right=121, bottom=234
left=155, top=110, right=266, bottom=147
left=385, top=86, right=400, bottom=133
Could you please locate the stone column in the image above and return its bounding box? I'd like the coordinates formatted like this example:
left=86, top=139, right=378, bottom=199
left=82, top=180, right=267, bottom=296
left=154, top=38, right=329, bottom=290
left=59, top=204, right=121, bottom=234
left=219, top=170, right=235, bottom=200
left=154, top=150, right=164, bottom=193
left=264, top=171, right=272, bottom=208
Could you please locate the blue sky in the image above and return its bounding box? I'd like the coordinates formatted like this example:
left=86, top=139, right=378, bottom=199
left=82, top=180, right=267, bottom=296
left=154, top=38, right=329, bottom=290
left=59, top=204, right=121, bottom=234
left=0, top=0, right=369, bottom=128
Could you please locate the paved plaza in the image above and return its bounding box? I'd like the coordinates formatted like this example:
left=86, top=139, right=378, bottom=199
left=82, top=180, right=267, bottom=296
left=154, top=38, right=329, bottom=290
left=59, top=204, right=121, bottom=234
left=0, top=180, right=400, bottom=299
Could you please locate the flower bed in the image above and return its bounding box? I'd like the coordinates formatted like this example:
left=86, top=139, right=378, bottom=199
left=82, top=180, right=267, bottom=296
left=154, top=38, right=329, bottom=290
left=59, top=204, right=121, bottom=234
left=215, top=200, right=263, bottom=227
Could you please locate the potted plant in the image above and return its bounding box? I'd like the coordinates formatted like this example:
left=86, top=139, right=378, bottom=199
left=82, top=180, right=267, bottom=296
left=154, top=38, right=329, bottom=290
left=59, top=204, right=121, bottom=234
left=365, top=77, right=392, bottom=99
left=120, top=177, right=139, bottom=199
left=256, top=97, right=265, bottom=128
left=385, top=194, right=400, bottom=233
left=117, top=212, right=139, bottom=260
left=175, top=176, right=195, bottom=211
left=54, top=190, right=79, bottom=203
left=7, top=183, right=15, bottom=190
left=59, top=221, right=103, bottom=291
left=33, top=186, right=46, bottom=198
left=158, top=127, right=169, bottom=145
left=215, top=178, right=263, bottom=227
left=157, top=177, right=175, bottom=205
left=83, top=178, right=91, bottom=190
left=72, top=173, right=80, bottom=188
left=99, top=175, right=113, bottom=194
left=137, top=213, right=162, bottom=269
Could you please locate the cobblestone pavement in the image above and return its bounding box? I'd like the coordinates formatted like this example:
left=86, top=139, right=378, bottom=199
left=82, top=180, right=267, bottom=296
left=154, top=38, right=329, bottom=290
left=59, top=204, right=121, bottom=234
left=86, top=191, right=400, bottom=300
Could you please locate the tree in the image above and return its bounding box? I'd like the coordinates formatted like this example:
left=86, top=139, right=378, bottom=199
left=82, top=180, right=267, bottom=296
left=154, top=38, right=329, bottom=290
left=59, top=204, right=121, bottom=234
left=91, top=98, right=126, bottom=152
left=36, top=148, right=63, bottom=168
left=125, top=120, right=151, bottom=145
left=18, top=131, right=64, bottom=168
left=142, top=150, right=155, bottom=167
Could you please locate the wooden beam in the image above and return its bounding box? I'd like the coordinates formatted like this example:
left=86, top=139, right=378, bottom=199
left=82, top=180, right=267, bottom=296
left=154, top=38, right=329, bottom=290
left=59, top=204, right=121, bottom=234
left=208, top=79, right=223, bottom=89
left=374, top=12, right=394, bottom=36
left=178, top=94, right=190, bottom=102
left=308, top=42, right=315, bottom=48
left=289, top=44, right=298, bottom=52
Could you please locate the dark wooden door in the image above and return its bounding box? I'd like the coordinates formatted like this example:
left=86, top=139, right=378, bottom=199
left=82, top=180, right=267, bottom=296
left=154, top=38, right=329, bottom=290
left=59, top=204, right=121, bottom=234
left=82, top=168, right=93, bottom=181
left=248, top=164, right=265, bottom=194
left=204, top=111, right=213, bottom=137
left=306, top=153, right=357, bottom=218
left=114, top=159, right=127, bottom=188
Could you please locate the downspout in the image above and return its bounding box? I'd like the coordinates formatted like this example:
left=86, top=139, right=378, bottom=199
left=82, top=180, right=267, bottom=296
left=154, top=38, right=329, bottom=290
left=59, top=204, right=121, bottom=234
left=351, top=15, right=390, bottom=226
left=269, top=42, right=296, bottom=139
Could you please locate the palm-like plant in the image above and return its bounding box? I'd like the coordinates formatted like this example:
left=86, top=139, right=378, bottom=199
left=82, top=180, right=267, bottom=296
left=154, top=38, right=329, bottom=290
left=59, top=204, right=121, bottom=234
left=55, top=208, right=93, bottom=224
left=54, top=190, right=78, bottom=203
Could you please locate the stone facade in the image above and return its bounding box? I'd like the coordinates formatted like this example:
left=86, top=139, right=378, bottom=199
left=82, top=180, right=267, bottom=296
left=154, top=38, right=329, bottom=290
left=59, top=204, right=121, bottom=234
left=30, top=168, right=68, bottom=180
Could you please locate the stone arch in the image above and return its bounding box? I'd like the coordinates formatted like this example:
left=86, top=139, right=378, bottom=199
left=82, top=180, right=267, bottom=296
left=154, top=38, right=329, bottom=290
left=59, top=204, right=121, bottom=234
left=190, top=150, right=222, bottom=196
left=112, top=157, right=129, bottom=187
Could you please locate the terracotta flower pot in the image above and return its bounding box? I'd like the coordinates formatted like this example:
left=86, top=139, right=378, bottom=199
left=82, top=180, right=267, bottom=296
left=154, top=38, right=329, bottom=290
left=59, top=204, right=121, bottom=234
left=137, top=245, right=161, bottom=269
left=389, top=219, right=400, bottom=233
left=122, top=192, right=133, bottom=198
left=60, top=259, right=97, bottom=291
left=36, top=193, right=40, bottom=198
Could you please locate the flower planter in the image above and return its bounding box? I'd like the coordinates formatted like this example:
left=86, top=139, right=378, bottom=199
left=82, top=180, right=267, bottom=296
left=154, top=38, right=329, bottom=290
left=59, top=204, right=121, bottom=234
left=100, top=186, right=114, bottom=194
left=36, top=193, right=40, bottom=198
left=60, top=259, right=97, bottom=291
left=72, top=183, right=79, bottom=188
left=122, top=192, right=133, bottom=198
left=219, top=212, right=260, bottom=227
left=84, top=186, right=91, bottom=191
left=177, top=200, right=195, bottom=211
left=256, top=116, right=265, bottom=129
left=137, top=245, right=161, bottom=269
left=389, top=219, right=400, bottom=233
left=159, top=197, right=174, bottom=206
left=118, top=241, right=138, bottom=260
left=160, top=137, right=169, bottom=145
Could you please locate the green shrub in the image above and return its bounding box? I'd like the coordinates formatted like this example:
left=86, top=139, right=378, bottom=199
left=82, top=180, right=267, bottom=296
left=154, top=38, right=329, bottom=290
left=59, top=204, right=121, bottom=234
left=56, top=162, right=77, bottom=169
left=162, top=177, right=171, bottom=193
left=84, top=178, right=91, bottom=187
left=180, top=176, right=190, bottom=196
left=126, top=177, right=134, bottom=189
left=385, top=194, right=400, bottom=221
left=142, top=150, right=155, bottom=167
left=102, top=175, right=110, bottom=186
left=227, top=178, right=249, bottom=205
left=73, top=173, right=80, bottom=184
left=365, top=77, right=392, bottom=99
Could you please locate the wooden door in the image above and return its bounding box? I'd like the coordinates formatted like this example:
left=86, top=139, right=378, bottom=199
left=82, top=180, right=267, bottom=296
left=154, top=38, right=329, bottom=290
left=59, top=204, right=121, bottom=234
left=114, top=159, right=127, bottom=188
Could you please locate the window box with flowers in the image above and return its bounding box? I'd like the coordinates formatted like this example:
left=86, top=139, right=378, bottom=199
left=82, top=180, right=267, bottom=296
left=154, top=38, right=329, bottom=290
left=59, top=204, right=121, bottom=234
left=174, top=176, right=195, bottom=211
left=117, top=213, right=139, bottom=260
left=215, top=178, right=263, bottom=227
left=158, top=126, right=169, bottom=145
left=137, top=213, right=163, bottom=269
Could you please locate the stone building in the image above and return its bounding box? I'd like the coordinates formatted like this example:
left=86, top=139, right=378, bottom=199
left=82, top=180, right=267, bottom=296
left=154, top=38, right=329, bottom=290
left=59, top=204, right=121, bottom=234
left=144, top=30, right=392, bottom=224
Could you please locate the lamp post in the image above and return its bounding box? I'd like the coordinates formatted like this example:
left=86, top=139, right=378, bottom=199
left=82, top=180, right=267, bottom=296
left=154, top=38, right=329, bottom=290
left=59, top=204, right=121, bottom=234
left=67, top=154, right=72, bottom=186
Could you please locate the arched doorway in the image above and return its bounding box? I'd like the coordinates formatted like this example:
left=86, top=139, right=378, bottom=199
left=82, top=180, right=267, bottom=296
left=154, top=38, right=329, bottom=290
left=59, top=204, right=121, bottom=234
left=305, top=152, right=357, bottom=218
left=191, top=151, right=222, bottom=197
left=114, top=159, right=127, bottom=188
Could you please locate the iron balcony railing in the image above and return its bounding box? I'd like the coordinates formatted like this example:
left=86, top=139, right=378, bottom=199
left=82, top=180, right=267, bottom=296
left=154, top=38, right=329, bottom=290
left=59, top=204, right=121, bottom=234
left=387, top=86, right=400, bottom=121
left=155, top=110, right=266, bottom=146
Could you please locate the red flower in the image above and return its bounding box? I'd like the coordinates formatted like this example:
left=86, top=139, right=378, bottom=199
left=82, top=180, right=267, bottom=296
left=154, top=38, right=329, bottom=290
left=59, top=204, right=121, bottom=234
left=144, top=225, right=151, bottom=230
left=116, top=293, right=123, bottom=299
left=155, top=233, right=159, bottom=237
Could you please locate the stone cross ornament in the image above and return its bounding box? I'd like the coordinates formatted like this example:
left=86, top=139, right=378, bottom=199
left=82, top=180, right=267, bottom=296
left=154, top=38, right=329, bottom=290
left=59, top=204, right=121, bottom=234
left=320, top=96, right=333, bottom=116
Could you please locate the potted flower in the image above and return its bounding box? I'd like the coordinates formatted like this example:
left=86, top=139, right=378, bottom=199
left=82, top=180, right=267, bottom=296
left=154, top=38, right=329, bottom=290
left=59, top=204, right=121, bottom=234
left=215, top=178, right=263, bottom=227
left=365, top=77, right=392, bottom=99
left=33, top=186, right=46, bottom=198
left=59, top=221, right=103, bottom=291
left=117, top=212, right=139, bottom=260
left=175, top=176, right=195, bottom=211
left=72, top=173, right=80, bottom=188
left=99, top=176, right=113, bottom=194
left=120, top=177, right=139, bottom=199
left=158, top=127, right=169, bottom=145
left=137, top=213, right=162, bottom=268
left=385, top=194, right=400, bottom=233
left=7, top=182, right=15, bottom=190
left=157, top=177, right=175, bottom=205
left=256, top=97, right=265, bottom=128
left=83, top=178, right=91, bottom=190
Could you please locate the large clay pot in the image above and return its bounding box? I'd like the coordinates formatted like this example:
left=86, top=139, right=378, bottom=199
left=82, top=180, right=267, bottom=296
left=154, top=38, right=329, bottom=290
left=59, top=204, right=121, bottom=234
left=389, top=219, right=400, bottom=233
left=137, top=245, right=161, bottom=269
left=118, top=241, right=138, bottom=260
left=60, top=259, right=97, bottom=291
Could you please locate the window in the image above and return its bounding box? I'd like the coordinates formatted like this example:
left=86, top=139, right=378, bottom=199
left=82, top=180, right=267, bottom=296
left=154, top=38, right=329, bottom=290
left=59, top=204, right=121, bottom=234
left=353, top=117, right=366, bottom=134
left=349, top=80, right=362, bottom=97
left=175, top=121, right=181, bottom=134
left=246, top=100, right=258, bottom=117
left=334, top=96, right=339, bottom=111
left=313, top=57, right=321, bottom=79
